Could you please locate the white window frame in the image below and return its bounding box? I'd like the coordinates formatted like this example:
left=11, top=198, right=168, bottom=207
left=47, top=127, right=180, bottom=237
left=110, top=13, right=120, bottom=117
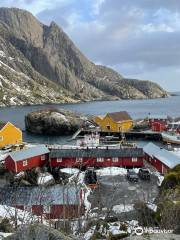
left=97, top=157, right=104, bottom=162
left=76, top=157, right=83, bottom=162
left=57, top=158, right=62, bottom=162
left=23, top=160, right=28, bottom=166
left=41, top=155, right=46, bottom=161
left=43, top=205, right=51, bottom=214
left=132, top=157, right=137, bottom=162
left=0, top=136, right=3, bottom=141
left=112, top=157, right=118, bottom=162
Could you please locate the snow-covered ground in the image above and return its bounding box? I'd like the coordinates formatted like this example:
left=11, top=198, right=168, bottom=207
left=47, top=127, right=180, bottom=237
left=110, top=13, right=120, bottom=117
left=60, top=168, right=80, bottom=175
left=95, top=167, right=140, bottom=176
left=112, top=204, right=134, bottom=214
left=0, top=204, right=38, bottom=226
left=0, top=232, right=13, bottom=238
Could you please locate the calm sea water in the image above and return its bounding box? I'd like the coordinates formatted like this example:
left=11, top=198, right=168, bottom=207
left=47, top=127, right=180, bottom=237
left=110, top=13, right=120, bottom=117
left=0, top=95, right=180, bottom=143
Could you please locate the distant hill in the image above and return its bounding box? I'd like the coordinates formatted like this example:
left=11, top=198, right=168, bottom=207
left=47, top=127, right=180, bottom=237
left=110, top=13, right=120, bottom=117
left=0, top=7, right=168, bottom=107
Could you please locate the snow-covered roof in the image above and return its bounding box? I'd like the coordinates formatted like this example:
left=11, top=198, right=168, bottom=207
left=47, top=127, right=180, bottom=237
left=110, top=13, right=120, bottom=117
left=148, top=114, right=168, bottom=120
left=9, top=145, right=49, bottom=162
left=143, top=142, right=180, bottom=168
left=0, top=185, right=81, bottom=206
left=50, top=148, right=144, bottom=158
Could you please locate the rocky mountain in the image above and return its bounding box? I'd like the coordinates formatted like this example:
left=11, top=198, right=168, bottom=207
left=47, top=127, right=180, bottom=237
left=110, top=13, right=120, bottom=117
left=0, top=7, right=168, bottom=107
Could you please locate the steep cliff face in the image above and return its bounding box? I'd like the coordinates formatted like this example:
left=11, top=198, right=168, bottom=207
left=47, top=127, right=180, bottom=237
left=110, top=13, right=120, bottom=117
left=0, top=8, right=168, bottom=106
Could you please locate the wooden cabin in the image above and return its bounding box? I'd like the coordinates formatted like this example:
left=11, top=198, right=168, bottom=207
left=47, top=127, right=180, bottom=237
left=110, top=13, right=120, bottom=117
left=0, top=122, right=22, bottom=148
left=50, top=147, right=144, bottom=169
left=148, top=115, right=168, bottom=132
left=143, top=142, right=180, bottom=174
left=0, top=185, right=84, bottom=219
left=5, top=145, right=49, bottom=173
left=95, top=111, right=133, bottom=132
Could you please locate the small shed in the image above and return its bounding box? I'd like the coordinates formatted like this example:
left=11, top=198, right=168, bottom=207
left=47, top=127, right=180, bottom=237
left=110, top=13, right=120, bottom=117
left=95, top=111, right=133, bottom=132
left=5, top=145, right=49, bottom=173
left=0, top=185, right=84, bottom=219
left=143, top=142, right=180, bottom=174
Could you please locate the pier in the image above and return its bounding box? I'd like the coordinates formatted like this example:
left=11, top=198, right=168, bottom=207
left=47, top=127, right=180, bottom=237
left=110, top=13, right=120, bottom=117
left=72, top=128, right=162, bottom=141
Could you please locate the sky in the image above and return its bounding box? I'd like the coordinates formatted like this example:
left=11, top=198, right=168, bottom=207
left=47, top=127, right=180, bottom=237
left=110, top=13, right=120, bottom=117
left=1, top=0, right=180, bottom=91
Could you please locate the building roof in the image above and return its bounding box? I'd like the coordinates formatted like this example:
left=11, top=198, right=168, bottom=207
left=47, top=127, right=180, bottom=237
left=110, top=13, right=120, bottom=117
left=143, top=142, right=180, bottom=169
left=9, top=145, right=49, bottom=162
left=148, top=114, right=168, bottom=120
left=108, top=111, right=132, bottom=122
left=0, top=185, right=81, bottom=206
left=50, top=147, right=144, bottom=158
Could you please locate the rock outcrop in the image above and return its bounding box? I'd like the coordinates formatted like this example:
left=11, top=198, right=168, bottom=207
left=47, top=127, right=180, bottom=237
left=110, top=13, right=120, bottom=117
left=25, top=108, right=90, bottom=135
left=0, top=7, right=168, bottom=106
left=7, top=224, right=77, bottom=240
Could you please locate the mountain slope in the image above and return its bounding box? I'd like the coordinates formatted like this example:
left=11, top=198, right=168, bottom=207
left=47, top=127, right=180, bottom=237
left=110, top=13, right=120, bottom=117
left=0, top=8, right=167, bottom=106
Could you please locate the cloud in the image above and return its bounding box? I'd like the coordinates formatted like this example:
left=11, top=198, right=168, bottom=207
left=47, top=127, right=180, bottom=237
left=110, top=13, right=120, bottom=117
left=0, top=0, right=179, bottom=90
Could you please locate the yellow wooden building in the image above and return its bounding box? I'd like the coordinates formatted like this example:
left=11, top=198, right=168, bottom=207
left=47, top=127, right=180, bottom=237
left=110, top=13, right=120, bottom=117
left=95, top=111, right=133, bottom=132
left=0, top=122, right=22, bottom=148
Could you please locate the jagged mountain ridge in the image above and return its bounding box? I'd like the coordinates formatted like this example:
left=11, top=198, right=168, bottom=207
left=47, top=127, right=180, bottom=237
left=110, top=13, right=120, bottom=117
left=0, top=7, right=167, bottom=106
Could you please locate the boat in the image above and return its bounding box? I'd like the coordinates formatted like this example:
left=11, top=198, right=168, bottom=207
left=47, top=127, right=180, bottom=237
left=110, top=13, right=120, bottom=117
left=161, top=132, right=180, bottom=145
left=167, top=121, right=180, bottom=134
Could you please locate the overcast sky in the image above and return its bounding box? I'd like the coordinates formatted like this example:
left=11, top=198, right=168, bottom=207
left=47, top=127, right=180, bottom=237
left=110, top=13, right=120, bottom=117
left=1, top=0, right=180, bottom=91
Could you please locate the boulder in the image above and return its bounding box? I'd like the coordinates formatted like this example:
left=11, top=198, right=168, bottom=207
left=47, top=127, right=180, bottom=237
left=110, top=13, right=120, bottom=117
left=25, top=108, right=91, bottom=135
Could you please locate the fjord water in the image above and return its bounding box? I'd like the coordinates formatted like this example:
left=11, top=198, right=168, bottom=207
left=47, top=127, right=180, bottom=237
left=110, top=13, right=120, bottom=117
left=0, top=95, right=180, bottom=143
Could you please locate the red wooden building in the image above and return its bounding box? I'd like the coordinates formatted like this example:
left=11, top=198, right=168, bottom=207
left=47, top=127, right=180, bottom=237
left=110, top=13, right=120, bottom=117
left=143, top=142, right=180, bottom=174
left=50, top=147, right=144, bottom=169
left=148, top=114, right=168, bottom=132
left=5, top=145, right=49, bottom=173
left=0, top=185, right=84, bottom=219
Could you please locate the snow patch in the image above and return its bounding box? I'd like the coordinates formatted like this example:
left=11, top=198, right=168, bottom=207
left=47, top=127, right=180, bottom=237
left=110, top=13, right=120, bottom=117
left=0, top=51, right=6, bottom=58
left=0, top=204, right=38, bottom=226
left=95, top=167, right=127, bottom=176
left=83, top=188, right=91, bottom=213
left=60, top=168, right=80, bottom=175
left=112, top=204, right=134, bottom=213
left=95, top=167, right=141, bottom=176
left=147, top=203, right=157, bottom=212
left=37, top=173, right=54, bottom=185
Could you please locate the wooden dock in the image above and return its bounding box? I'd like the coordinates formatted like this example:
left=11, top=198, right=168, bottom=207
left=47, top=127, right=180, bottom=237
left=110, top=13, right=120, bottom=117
left=73, top=128, right=162, bottom=141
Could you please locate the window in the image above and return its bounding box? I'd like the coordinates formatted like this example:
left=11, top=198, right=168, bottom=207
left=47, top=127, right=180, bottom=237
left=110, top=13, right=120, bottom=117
left=76, top=157, right=83, bottom=162
left=112, top=157, right=118, bottom=162
left=107, top=125, right=111, bottom=130
left=97, top=157, right=104, bottom=162
left=43, top=205, right=51, bottom=213
left=23, top=160, right=28, bottom=166
left=132, top=157, right=137, bottom=162
left=41, top=155, right=45, bottom=161
left=0, top=136, right=3, bottom=141
left=57, top=158, right=62, bottom=162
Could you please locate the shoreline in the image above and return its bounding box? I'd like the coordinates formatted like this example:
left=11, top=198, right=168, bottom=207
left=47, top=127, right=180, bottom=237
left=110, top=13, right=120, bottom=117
left=0, top=95, right=172, bottom=109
